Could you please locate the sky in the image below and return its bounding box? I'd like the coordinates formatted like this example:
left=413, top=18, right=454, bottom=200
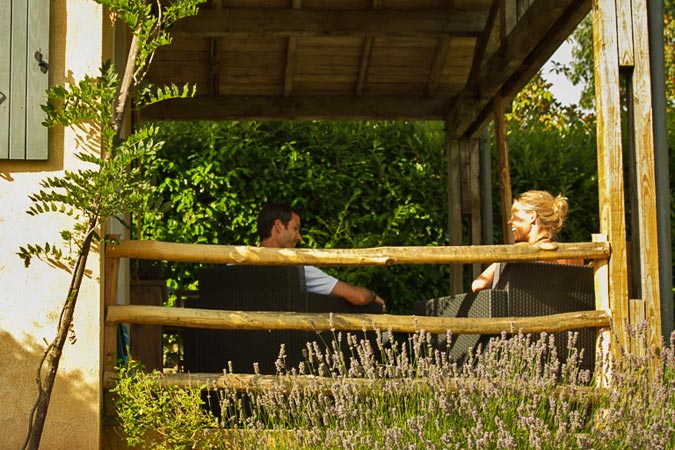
left=540, top=40, right=584, bottom=106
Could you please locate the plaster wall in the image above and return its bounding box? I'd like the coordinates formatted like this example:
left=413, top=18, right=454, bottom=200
left=0, top=0, right=107, bottom=448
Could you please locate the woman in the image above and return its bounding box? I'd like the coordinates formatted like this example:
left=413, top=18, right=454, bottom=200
left=471, top=190, right=582, bottom=292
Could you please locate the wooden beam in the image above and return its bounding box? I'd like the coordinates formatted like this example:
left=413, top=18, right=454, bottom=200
left=210, top=38, right=219, bottom=95
left=105, top=240, right=610, bottom=266
left=445, top=0, right=589, bottom=137
left=616, top=0, right=634, bottom=66
left=592, top=234, right=611, bottom=387
left=283, top=37, right=297, bottom=96
left=501, top=0, right=590, bottom=106
left=170, top=9, right=488, bottom=39
left=629, top=0, right=661, bottom=353
left=355, top=35, right=374, bottom=96
left=140, top=95, right=450, bottom=121
left=426, top=37, right=450, bottom=96
left=283, top=0, right=302, bottom=96
left=469, top=138, right=482, bottom=279
left=592, top=0, right=630, bottom=349
left=106, top=305, right=611, bottom=336
left=446, top=136, right=463, bottom=293
left=493, top=92, right=513, bottom=244
left=467, top=0, right=501, bottom=83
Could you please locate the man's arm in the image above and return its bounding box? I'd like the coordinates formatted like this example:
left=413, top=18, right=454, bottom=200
left=331, top=280, right=385, bottom=307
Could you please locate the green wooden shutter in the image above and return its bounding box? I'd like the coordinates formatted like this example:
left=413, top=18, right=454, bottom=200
left=1, top=0, right=49, bottom=160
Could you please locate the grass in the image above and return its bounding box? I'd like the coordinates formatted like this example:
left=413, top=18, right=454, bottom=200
left=112, top=324, right=675, bottom=449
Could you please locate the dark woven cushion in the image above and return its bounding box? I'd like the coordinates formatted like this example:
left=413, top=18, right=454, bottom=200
left=416, top=262, right=596, bottom=372
left=183, top=265, right=383, bottom=374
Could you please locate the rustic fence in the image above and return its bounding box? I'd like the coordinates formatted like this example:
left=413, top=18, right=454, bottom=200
left=103, top=236, right=614, bottom=389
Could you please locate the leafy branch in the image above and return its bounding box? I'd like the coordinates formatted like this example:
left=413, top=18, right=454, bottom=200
left=19, top=0, right=204, bottom=448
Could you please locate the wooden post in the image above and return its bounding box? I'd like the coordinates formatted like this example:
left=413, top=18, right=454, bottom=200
left=628, top=0, right=662, bottom=354
left=103, top=249, right=120, bottom=368
left=592, top=234, right=611, bottom=387
left=446, top=133, right=463, bottom=294
left=493, top=91, right=513, bottom=244
left=468, top=138, right=483, bottom=279
left=592, top=0, right=630, bottom=349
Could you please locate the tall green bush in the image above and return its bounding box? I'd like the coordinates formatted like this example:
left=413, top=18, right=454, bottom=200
left=141, top=120, right=450, bottom=313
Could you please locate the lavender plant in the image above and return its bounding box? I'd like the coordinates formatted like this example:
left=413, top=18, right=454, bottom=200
left=114, top=327, right=675, bottom=449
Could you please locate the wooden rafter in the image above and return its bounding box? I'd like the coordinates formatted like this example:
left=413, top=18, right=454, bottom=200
left=283, top=0, right=302, bottom=96
left=426, top=37, right=450, bottom=96
left=355, top=35, right=374, bottom=96
left=141, top=95, right=450, bottom=121
left=467, top=0, right=501, bottom=84
left=170, top=9, right=488, bottom=38
left=445, top=0, right=590, bottom=138
left=355, top=0, right=381, bottom=97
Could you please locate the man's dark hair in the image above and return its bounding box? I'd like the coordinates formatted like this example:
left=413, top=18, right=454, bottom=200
left=257, top=203, right=299, bottom=240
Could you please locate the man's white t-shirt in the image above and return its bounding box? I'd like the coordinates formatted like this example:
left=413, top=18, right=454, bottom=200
left=303, top=266, right=338, bottom=296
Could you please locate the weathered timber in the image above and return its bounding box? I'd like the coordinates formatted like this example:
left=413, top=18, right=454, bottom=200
left=593, top=0, right=630, bottom=349
left=446, top=137, right=463, bottom=293
left=105, top=305, right=611, bottom=335
left=102, top=370, right=604, bottom=405
left=629, top=0, right=662, bottom=354
left=105, top=239, right=610, bottom=265
left=169, top=9, right=488, bottom=39
left=493, top=92, right=513, bottom=245
left=141, top=95, right=449, bottom=121
left=445, top=0, right=588, bottom=137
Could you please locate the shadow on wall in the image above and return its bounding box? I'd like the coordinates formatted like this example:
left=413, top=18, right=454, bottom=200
left=0, top=329, right=99, bottom=449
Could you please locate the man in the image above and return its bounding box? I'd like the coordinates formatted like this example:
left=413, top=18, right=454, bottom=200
left=257, top=203, right=386, bottom=308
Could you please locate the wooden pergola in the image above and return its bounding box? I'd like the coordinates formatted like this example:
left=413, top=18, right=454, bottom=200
left=131, top=0, right=668, bottom=355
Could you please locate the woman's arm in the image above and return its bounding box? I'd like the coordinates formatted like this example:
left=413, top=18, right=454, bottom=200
left=471, top=263, right=497, bottom=292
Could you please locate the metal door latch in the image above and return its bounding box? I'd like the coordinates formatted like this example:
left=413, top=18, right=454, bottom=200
left=34, top=50, right=49, bottom=73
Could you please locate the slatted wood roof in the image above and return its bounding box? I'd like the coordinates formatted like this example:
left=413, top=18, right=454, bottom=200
left=142, top=0, right=590, bottom=137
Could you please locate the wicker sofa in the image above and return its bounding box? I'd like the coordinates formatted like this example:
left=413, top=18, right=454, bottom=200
left=183, top=265, right=383, bottom=374
left=415, top=262, right=597, bottom=372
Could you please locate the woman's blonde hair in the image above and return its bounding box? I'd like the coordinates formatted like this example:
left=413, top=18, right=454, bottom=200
left=514, top=190, right=569, bottom=238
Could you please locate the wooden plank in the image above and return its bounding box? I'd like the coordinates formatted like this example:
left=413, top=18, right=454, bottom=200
left=105, top=239, right=610, bottom=265
left=426, top=37, right=450, bottom=96
left=459, top=137, right=471, bottom=214
left=616, top=0, right=634, bottom=66
left=170, top=9, right=488, bottom=38
left=210, top=38, right=219, bottom=96
left=592, top=234, right=611, bottom=387
left=21, top=0, right=49, bottom=160
left=445, top=0, right=588, bottom=138
left=9, top=0, right=28, bottom=159
left=493, top=92, right=513, bottom=244
left=140, top=95, right=449, bottom=120
left=0, top=0, right=10, bottom=158
left=356, top=35, right=374, bottom=96
left=104, top=254, right=121, bottom=368
left=106, top=304, right=612, bottom=335
left=630, top=0, right=661, bottom=353
left=468, top=0, right=501, bottom=83
left=130, top=281, right=166, bottom=372
left=469, top=138, right=483, bottom=279
left=446, top=136, right=464, bottom=293
left=592, top=0, right=630, bottom=349
left=283, top=37, right=297, bottom=95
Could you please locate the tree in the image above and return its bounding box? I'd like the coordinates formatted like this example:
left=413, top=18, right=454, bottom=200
left=17, top=0, right=203, bottom=447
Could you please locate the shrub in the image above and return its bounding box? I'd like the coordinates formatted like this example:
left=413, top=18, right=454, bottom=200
left=113, top=328, right=675, bottom=449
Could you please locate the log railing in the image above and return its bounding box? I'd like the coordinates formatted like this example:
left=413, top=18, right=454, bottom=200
left=103, top=237, right=612, bottom=388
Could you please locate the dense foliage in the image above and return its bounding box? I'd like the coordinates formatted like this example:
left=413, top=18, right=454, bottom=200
left=141, top=121, right=450, bottom=313
left=140, top=87, right=598, bottom=314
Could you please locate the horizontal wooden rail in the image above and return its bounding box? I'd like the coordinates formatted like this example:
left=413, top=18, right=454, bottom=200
left=106, top=305, right=610, bottom=335
left=106, top=239, right=610, bottom=266
left=102, top=371, right=604, bottom=404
